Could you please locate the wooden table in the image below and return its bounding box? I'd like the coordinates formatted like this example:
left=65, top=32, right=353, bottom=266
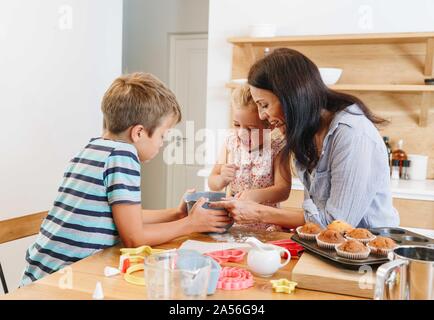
left=2, top=232, right=363, bottom=300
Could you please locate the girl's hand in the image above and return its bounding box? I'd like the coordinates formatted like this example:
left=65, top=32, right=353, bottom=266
left=220, top=164, right=238, bottom=186
left=177, top=188, right=195, bottom=218
left=187, top=198, right=232, bottom=233
left=208, top=199, right=262, bottom=224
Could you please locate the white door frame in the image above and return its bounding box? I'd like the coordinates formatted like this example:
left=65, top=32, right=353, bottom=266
left=166, top=33, right=208, bottom=208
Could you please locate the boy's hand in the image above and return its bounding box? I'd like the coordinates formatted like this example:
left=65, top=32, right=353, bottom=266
left=177, top=188, right=195, bottom=218
left=220, top=164, right=238, bottom=186
left=187, top=198, right=232, bottom=233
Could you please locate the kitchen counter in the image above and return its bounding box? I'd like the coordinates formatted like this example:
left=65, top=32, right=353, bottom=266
left=2, top=232, right=362, bottom=300
left=4, top=228, right=433, bottom=300
left=390, top=179, right=434, bottom=201
left=198, top=168, right=434, bottom=201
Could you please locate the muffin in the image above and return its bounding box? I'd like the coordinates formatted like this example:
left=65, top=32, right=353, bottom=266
left=367, top=236, right=397, bottom=256
left=336, top=240, right=370, bottom=260
left=296, top=222, right=323, bottom=240
left=327, top=220, right=353, bottom=234
left=316, top=229, right=346, bottom=250
left=346, top=228, right=376, bottom=244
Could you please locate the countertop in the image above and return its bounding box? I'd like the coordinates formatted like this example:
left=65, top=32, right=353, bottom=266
left=197, top=168, right=434, bottom=201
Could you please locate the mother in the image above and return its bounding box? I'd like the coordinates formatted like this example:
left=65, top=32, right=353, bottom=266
left=210, top=48, right=399, bottom=229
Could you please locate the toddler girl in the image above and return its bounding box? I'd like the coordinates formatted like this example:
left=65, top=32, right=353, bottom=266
left=208, top=84, right=291, bottom=231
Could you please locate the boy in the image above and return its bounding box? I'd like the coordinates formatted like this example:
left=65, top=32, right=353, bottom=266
left=20, top=73, right=230, bottom=286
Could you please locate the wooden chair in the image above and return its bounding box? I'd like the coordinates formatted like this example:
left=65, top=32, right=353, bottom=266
left=0, top=211, right=48, bottom=294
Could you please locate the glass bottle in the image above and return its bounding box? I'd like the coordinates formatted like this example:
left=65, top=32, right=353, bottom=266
left=392, top=139, right=407, bottom=177
left=383, top=136, right=392, bottom=167
left=391, top=159, right=400, bottom=180
left=401, top=160, right=411, bottom=180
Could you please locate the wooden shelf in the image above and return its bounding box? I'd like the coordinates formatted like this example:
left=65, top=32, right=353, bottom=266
left=228, top=32, right=434, bottom=78
left=228, top=32, right=434, bottom=46
left=226, top=82, right=433, bottom=127
left=226, top=82, right=434, bottom=92
left=226, top=82, right=243, bottom=89
left=330, top=84, right=434, bottom=92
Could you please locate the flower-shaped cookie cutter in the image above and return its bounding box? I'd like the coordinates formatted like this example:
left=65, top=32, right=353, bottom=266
left=205, top=249, right=246, bottom=264
left=217, top=267, right=254, bottom=290
left=268, top=239, right=304, bottom=259
left=270, top=278, right=297, bottom=294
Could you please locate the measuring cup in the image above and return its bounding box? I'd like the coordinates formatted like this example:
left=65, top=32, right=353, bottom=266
left=144, top=250, right=211, bottom=299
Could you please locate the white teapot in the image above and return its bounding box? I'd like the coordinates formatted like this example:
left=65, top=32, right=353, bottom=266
left=246, top=237, right=291, bottom=277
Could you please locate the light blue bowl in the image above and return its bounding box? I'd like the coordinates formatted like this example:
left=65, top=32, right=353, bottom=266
left=184, top=191, right=233, bottom=232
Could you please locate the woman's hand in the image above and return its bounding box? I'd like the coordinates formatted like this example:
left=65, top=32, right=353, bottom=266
left=187, top=198, right=232, bottom=233
left=208, top=199, right=262, bottom=224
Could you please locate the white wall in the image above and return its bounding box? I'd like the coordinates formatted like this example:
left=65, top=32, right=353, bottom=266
left=0, top=0, right=123, bottom=293
left=206, top=0, right=434, bottom=162
left=123, top=0, right=209, bottom=209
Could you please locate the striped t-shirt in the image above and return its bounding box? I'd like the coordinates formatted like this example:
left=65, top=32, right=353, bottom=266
left=20, top=138, right=141, bottom=286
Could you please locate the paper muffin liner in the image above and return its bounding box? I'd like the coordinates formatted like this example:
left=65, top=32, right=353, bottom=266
left=335, top=244, right=371, bottom=260
left=345, top=235, right=376, bottom=244
left=367, top=244, right=395, bottom=257
left=315, top=234, right=344, bottom=250
left=296, top=226, right=319, bottom=241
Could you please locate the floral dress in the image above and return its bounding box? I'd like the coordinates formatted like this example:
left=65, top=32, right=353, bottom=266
left=225, top=129, right=286, bottom=232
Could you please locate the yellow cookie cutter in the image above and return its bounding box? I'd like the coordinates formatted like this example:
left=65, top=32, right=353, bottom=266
left=119, top=246, right=171, bottom=286
left=124, top=263, right=146, bottom=286
left=120, top=245, right=165, bottom=256
left=270, top=278, right=298, bottom=294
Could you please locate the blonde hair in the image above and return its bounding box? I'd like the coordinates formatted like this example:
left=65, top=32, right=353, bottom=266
left=231, top=84, right=256, bottom=110
left=101, top=72, right=181, bottom=135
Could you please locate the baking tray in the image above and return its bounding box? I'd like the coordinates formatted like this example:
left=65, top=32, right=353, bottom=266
left=291, top=227, right=434, bottom=269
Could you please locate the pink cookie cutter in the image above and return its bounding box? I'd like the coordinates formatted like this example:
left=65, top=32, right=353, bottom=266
left=205, top=249, right=246, bottom=264
left=217, top=267, right=254, bottom=290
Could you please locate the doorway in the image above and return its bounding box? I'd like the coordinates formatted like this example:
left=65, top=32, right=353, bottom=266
left=166, top=33, right=208, bottom=207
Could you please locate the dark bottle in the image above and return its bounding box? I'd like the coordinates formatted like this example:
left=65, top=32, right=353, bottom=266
left=383, top=136, right=392, bottom=167
left=392, top=139, right=407, bottom=177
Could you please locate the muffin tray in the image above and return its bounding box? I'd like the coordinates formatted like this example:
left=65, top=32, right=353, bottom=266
left=291, top=227, right=434, bottom=269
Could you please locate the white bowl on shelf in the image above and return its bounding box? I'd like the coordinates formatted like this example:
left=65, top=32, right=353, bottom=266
left=249, top=24, right=277, bottom=38
left=319, top=68, right=343, bottom=85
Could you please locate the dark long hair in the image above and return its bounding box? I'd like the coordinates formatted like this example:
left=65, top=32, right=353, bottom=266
left=248, top=48, right=386, bottom=171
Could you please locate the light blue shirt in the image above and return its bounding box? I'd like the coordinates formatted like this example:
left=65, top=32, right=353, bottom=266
left=295, top=104, right=400, bottom=229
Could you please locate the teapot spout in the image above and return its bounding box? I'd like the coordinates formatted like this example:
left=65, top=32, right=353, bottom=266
left=245, top=237, right=268, bottom=251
